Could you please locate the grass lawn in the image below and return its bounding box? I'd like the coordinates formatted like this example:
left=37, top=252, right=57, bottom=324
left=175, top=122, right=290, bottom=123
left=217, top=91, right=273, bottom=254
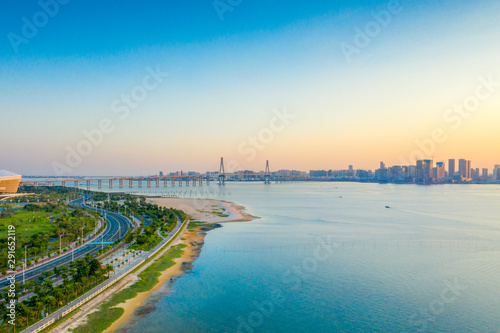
left=0, top=209, right=57, bottom=240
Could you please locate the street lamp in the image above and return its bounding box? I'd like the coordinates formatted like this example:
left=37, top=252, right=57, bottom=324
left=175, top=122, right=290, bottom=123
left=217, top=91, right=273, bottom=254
left=23, top=245, right=27, bottom=288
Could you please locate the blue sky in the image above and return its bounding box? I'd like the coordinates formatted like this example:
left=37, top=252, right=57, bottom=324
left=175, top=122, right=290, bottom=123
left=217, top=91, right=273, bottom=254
left=1, top=0, right=500, bottom=175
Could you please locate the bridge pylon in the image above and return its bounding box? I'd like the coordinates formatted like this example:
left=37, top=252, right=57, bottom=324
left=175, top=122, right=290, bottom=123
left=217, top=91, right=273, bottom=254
left=218, top=157, right=226, bottom=185
left=264, top=160, right=271, bottom=184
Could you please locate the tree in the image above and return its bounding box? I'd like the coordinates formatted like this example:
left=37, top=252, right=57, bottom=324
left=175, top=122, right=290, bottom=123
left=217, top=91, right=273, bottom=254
left=105, top=264, right=114, bottom=278
left=17, top=302, right=31, bottom=327
left=89, top=258, right=101, bottom=276
left=46, top=295, right=56, bottom=314
left=81, top=277, right=89, bottom=292
left=36, top=300, right=44, bottom=319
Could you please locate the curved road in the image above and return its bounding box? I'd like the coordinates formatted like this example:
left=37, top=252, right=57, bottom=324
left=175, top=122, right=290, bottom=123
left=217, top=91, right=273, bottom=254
left=0, top=196, right=131, bottom=286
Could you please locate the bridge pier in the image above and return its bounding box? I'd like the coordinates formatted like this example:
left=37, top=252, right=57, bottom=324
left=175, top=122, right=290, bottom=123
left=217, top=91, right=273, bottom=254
left=119, top=179, right=123, bottom=188
left=61, top=181, right=66, bottom=187
left=156, top=178, right=160, bottom=187
left=147, top=178, right=151, bottom=187
left=179, top=176, right=182, bottom=187
left=87, top=180, right=91, bottom=190
left=138, top=179, right=142, bottom=188
left=171, top=177, right=175, bottom=187
left=98, top=180, right=102, bottom=189
left=74, top=181, right=78, bottom=188
left=218, top=157, right=226, bottom=185
left=164, top=178, right=168, bottom=187
left=199, top=176, right=202, bottom=186
left=129, top=179, right=133, bottom=188
left=264, top=160, right=271, bottom=184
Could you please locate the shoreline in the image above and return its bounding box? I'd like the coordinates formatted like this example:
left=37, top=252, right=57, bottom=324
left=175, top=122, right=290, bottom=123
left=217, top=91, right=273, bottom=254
left=147, top=197, right=259, bottom=223
left=103, top=224, right=211, bottom=332
left=68, top=198, right=257, bottom=333
left=108, top=198, right=257, bottom=331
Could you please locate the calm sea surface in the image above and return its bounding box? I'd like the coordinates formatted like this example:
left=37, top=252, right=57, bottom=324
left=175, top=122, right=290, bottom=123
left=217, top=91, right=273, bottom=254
left=80, top=182, right=500, bottom=331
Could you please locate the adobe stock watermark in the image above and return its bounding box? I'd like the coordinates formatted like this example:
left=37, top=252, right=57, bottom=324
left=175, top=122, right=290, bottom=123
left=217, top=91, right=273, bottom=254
left=409, top=278, right=467, bottom=332
left=213, top=0, right=243, bottom=21
left=221, top=107, right=295, bottom=175
left=236, top=236, right=341, bottom=332
left=398, top=74, right=499, bottom=166
left=7, top=0, right=70, bottom=53
left=236, top=107, right=295, bottom=162
left=51, top=65, right=168, bottom=175
left=340, top=0, right=403, bottom=63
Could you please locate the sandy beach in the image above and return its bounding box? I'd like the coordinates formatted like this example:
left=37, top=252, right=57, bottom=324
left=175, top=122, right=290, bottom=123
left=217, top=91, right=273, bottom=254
left=147, top=197, right=258, bottom=223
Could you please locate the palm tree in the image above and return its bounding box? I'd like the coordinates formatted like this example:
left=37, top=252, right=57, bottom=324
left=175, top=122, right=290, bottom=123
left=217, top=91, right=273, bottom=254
left=53, top=266, right=60, bottom=278
left=54, top=290, right=63, bottom=308
left=36, top=300, right=44, bottom=319
left=74, top=282, right=82, bottom=298
left=42, top=279, right=53, bottom=295
left=106, top=264, right=114, bottom=277
left=96, top=269, right=105, bottom=283
left=17, top=302, right=31, bottom=327
left=46, top=295, right=56, bottom=314
left=42, top=270, right=52, bottom=280
left=26, top=280, right=35, bottom=292
left=81, top=277, right=89, bottom=292
left=66, top=282, right=74, bottom=302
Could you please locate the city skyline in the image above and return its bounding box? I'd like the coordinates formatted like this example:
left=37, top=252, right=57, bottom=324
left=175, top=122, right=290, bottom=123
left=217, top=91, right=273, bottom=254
left=2, top=0, right=500, bottom=175
left=18, top=157, right=500, bottom=180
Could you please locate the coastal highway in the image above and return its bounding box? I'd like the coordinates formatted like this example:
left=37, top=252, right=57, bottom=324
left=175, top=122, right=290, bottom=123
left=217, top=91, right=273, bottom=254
left=0, top=197, right=131, bottom=287
left=22, top=215, right=187, bottom=333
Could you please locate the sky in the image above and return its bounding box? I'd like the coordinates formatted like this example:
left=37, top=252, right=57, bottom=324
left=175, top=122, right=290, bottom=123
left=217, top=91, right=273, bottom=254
left=1, top=0, right=499, bottom=176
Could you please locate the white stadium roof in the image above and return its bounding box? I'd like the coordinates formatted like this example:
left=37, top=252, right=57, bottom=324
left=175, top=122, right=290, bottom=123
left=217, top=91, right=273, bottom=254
left=0, top=170, right=21, bottom=177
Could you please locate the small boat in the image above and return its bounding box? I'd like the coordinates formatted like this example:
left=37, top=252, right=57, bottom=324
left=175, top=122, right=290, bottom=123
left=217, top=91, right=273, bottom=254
left=385, top=206, right=390, bottom=208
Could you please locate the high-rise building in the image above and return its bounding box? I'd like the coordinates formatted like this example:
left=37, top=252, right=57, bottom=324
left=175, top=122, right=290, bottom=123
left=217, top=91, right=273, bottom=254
left=408, top=165, right=416, bottom=180
left=309, top=170, right=327, bottom=177
left=458, top=159, right=471, bottom=180
left=448, top=159, right=455, bottom=179
left=380, top=162, right=386, bottom=170
left=159, top=171, right=163, bottom=177
left=494, top=165, right=500, bottom=179
left=482, top=168, right=488, bottom=181
left=436, top=162, right=446, bottom=180
left=471, top=168, right=477, bottom=181
left=388, top=166, right=404, bottom=182
left=416, top=159, right=433, bottom=183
